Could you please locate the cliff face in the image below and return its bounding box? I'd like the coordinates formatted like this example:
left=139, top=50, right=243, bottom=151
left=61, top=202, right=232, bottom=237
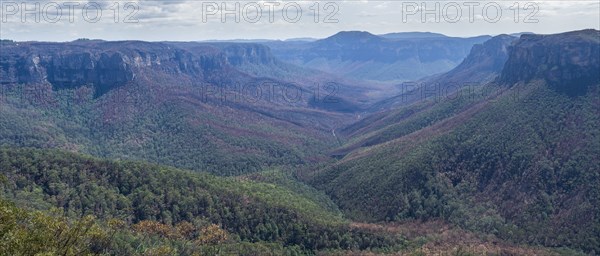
left=457, top=34, right=516, bottom=75
left=220, top=43, right=276, bottom=66
left=499, top=29, right=600, bottom=94
left=0, top=41, right=229, bottom=95
left=428, top=34, right=517, bottom=85
left=40, top=52, right=135, bottom=95
left=368, top=35, right=518, bottom=111
left=0, top=40, right=299, bottom=97
left=0, top=40, right=372, bottom=111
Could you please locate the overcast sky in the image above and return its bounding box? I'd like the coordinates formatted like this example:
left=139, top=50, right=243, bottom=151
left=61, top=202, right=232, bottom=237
left=1, top=0, right=598, bottom=41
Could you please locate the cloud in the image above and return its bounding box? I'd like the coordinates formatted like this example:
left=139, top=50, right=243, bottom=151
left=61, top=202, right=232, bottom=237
left=0, top=0, right=598, bottom=41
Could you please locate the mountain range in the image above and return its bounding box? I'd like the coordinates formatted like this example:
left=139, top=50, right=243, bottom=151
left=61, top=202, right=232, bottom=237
left=264, top=31, right=491, bottom=83
left=1, top=29, right=599, bottom=255
left=307, top=29, right=600, bottom=253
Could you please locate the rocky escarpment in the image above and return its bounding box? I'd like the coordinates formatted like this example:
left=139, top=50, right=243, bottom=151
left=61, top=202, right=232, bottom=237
left=0, top=40, right=370, bottom=111
left=367, top=34, right=518, bottom=111
left=421, top=34, right=517, bottom=86
left=220, top=43, right=277, bottom=66
left=0, top=40, right=229, bottom=96
left=450, top=34, right=516, bottom=81
left=499, top=29, right=600, bottom=94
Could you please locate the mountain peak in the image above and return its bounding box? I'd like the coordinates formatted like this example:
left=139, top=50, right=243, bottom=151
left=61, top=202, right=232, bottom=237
left=379, top=32, right=447, bottom=39
left=322, top=31, right=382, bottom=42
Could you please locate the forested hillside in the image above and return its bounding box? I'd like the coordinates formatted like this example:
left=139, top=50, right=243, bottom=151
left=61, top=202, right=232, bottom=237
left=306, top=30, right=600, bottom=253
left=0, top=84, right=343, bottom=175
left=0, top=148, right=407, bottom=255
left=369, top=34, right=517, bottom=111
left=1, top=29, right=599, bottom=255
left=0, top=39, right=360, bottom=175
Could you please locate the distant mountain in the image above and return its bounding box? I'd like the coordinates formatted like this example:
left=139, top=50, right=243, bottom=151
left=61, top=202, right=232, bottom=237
left=265, top=31, right=491, bottom=83
left=285, top=37, right=318, bottom=42
left=170, top=41, right=381, bottom=111
left=3, top=29, right=599, bottom=255
left=379, top=32, right=447, bottom=39
left=509, top=32, right=535, bottom=37
left=0, top=39, right=375, bottom=111
left=200, top=39, right=277, bottom=43
left=0, top=40, right=358, bottom=175
left=369, top=34, right=518, bottom=111
left=305, top=29, right=600, bottom=253
left=319, top=31, right=383, bottom=44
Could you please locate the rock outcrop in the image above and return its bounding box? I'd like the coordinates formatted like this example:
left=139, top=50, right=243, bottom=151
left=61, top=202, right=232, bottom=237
left=0, top=40, right=230, bottom=95
left=499, top=29, right=600, bottom=94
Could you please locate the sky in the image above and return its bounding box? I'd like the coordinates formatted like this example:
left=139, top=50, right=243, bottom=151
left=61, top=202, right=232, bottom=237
left=0, top=0, right=599, bottom=41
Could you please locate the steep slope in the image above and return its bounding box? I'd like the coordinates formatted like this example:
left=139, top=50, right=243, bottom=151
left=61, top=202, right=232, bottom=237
left=430, top=34, right=517, bottom=85
left=0, top=40, right=355, bottom=175
left=371, top=34, right=518, bottom=111
left=306, top=29, right=600, bottom=252
left=266, top=31, right=490, bottom=83
left=0, top=147, right=405, bottom=254
left=179, top=42, right=375, bottom=111
left=1, top=148, right=568, bottom=255
left=500, top=29, right=600, bottom=95
left=333, top=35, right=519, bottom=156
left=0, top=40, right=229, bottom=96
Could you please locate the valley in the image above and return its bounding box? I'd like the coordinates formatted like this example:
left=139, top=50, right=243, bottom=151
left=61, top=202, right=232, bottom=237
left=1, top=29, right=599, bottom=255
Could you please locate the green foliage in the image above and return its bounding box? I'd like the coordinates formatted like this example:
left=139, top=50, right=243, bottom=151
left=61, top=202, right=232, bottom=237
left=0, top=199, right=110, bottom=256
left=310, top=83, right=600, bottom=253
left=0, top=197, right=312, bottom=255
left=0, top=84, right=336, bottom=176
left=0, top=147, right=405, bottom=254
left=242, top=169, right=343, bottom=215
left=339, top=91, right=477, bottom=152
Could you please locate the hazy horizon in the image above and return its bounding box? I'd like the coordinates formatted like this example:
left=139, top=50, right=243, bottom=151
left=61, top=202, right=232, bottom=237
left=3, top=28, right=599, bottom=43
left=1, top=1, right=598, bottom=41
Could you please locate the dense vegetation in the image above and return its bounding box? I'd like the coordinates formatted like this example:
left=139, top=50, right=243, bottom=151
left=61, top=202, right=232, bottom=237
left=0, top=82, right=340, bottom=176
left=0, top=196, right=313, bottom=255
left=0, top=148, right=405, bottom=255
left=332, top=90, right=483, bottom=157
left=2, top=30, right=598, bottom=255
left=308, top=82, right=600, bottom=253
